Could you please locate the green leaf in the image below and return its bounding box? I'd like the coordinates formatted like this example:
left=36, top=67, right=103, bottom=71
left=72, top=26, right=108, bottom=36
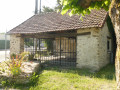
left=57, top=9, right=60, bottom=13
left=83, top=10, right=87, bottom=15
left=60, top=0, right=64, bottom=5
left=68, top=12, right=73, bottom=16
left=86, top=9, right=90, bottom=15
left=81, top=13, right=85, bottom=17
left=103, top=5, right=109, bottom=11
left=61, top=9, right=68, bottom=15
left=61, top=5, right=70, bottom=15
left=104, top=0, right=109, bottom=6
left=90, top=2, right=95, bottom=8
left=63, top=0, right=68, bottom=5
left=80, top=16, right=83, bottom=21
left=68, top=10, right=74, bottom=16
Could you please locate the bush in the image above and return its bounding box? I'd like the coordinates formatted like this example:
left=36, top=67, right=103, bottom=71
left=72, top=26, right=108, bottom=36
left=5, top=52, right=29, bottom=76
left=1, top=81, right=7, bottom=86
left=29, top=72, right=39, bottom=85
left=10, top=53, right=16, bottom=59
left=28, top=53, right=34, bottom=61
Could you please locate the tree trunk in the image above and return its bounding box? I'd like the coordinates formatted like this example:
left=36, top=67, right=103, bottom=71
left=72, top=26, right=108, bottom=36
left=109, top=0, right=120, bottom=89
left=116, top=46, right=120, bottom=89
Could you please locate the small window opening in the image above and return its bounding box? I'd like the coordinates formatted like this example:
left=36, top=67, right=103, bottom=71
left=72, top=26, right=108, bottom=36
left=107, top=40, right=110, bottom=50
left=107, top=38, right=111, bottom=52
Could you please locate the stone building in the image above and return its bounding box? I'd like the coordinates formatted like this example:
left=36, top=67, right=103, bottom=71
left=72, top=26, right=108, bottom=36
left=7, top=9, right=114, bottom=71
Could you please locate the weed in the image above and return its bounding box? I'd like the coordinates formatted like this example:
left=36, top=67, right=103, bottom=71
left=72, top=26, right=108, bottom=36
left=5, top=52, right=29, bottom=76
left=28, top=53, right=34, bottom=61
left=1, top=64, right=116, bottom=90
left=2, top=69, right=5, bottom=72
left=1, top=81, right=8, bottom=86
left=29, top=72, right=39, bottom=85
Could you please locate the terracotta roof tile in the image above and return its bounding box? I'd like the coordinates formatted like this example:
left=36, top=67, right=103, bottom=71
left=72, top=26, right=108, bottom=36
left=8, top=9, right=108, bottom=34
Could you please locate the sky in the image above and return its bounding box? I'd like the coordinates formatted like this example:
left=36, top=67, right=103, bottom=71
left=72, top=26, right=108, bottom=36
left=0, top=0, right=57, bottom=33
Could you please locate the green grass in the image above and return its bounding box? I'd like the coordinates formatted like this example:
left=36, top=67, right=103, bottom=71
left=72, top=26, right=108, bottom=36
left=0, top=64, right=116, bottom=90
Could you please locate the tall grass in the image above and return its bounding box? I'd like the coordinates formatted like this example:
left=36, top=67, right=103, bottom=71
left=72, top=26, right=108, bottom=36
left=5, top=64, right=116, bottom=90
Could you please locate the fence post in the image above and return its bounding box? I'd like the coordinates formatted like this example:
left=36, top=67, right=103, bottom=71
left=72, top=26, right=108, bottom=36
left=60, top=35, right=61, bottom=66
left=5, top=30, right=7, bottom=61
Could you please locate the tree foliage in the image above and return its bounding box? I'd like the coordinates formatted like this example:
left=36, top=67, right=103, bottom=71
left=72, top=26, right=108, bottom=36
left=55, top=0, right=63, bottom=11
left=60, top=0, right=120, bottom=89
left=24, top=38, right=34, bottom=47
left=42, top=0, right=63, bottom=12
left=44, top=39, right=53, bottom=52
left=42, top=7, right=54, bottom=52
left=42, top=6, right=54, bottom=12
left=60, top=0, right=111, bottom=17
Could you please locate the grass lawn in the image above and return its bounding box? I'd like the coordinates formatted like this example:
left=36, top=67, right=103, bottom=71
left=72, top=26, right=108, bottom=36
left=0, top=64, right=116, bottom=90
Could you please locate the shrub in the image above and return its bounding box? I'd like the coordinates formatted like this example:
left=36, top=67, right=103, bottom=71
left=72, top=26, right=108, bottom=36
left=5, top=52, right=29, bottom=76
left=2, top=69, right=5, bottom=72
left=10, top=53, right=16, bottom=59
left=1, top=81, right=7, bottom=86
left=28, top=53, right=34, bottom=61
left=29, top=72, right=39, bottom=85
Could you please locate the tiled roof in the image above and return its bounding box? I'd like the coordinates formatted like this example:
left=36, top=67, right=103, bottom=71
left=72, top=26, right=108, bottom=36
left=8, top=9, right=108, bottom=34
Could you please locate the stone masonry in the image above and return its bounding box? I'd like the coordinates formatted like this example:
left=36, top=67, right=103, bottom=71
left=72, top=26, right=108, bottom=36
left=98, top=22, right=112, bottom=68
left=9, top=23, right=112, bottom=71
left=10, top=34, right=24, bottom=55
left=76, top=22, right=112, bottom=71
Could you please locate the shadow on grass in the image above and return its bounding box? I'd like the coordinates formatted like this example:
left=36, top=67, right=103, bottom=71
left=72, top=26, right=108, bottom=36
left=0, top=63, right=115, bottom=89
left=42, top=63, right=115, bottom=80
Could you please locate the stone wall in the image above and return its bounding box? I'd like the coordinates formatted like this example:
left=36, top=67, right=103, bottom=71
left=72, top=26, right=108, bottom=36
left=9, top=22, right=112, bottom=71
left=76, top=28, right=99, bottom=71
left=98, top=22, right=112, bottom=68
left=10, top=34, right=24, bottom=55
left=76, top=23, right=112, bottom=71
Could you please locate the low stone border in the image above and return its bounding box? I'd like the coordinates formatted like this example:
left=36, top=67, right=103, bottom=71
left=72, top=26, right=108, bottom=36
left=0, top=61, right=41, bottom=84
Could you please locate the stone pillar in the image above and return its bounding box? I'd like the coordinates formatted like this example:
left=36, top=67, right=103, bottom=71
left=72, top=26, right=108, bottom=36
left=10, top=34, right=24, bottom=55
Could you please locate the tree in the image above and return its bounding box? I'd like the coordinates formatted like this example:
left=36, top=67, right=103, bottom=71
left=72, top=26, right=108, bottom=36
left=42, top=1, right=62, bottom=12
left=60, top=0, right=120, bottom=89
left=55, top=0, right=63, bottom=11
left=41, top=6, right=54, bottom=53
left=42, top=6, right=54, bottom=12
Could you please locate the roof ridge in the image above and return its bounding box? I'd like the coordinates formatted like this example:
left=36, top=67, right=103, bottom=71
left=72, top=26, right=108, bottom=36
left=7, top=9, right=108, bottom=34
left=36, top=11, right=57, bottom=16
left=7, top=15, right=36, bottom=34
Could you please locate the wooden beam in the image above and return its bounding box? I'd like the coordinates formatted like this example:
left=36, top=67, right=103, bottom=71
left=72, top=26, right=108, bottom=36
left=22, top=32, right=77, bottom=38
left=77, top=32, right=91, bottom=36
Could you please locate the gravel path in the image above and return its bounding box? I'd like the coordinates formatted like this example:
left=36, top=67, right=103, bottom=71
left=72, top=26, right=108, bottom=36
left=0, top=50, right=10, bottom=62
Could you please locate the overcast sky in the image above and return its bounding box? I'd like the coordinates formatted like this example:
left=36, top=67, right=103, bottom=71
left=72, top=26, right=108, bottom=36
left=0, top=0, right=57, bottom=33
